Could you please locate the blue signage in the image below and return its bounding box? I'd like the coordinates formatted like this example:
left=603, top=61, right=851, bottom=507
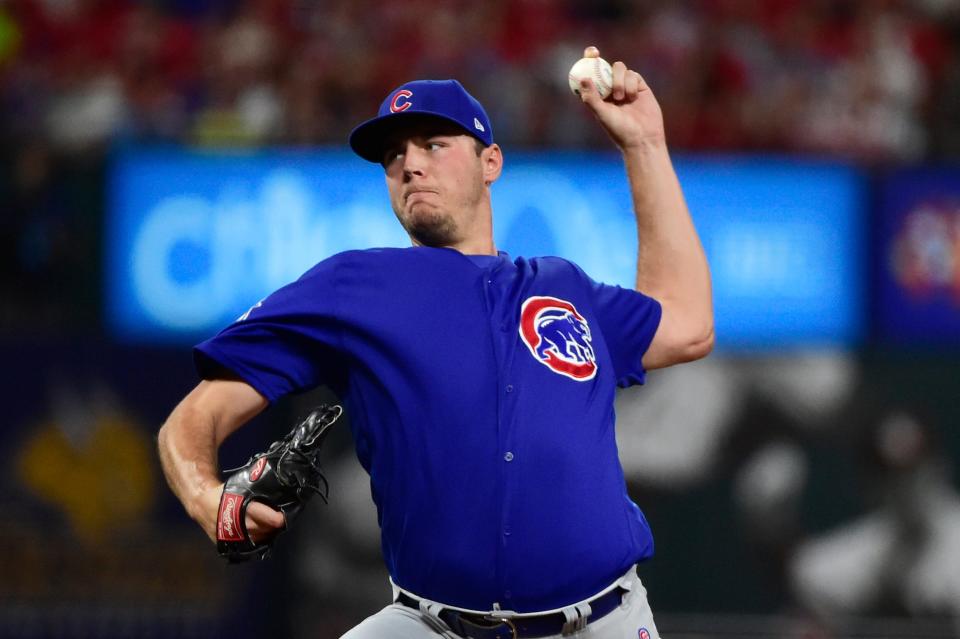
left=107, top=148, right=864, bottom=349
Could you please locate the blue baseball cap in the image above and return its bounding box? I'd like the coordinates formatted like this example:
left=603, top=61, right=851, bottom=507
left=349, top=79, right=494, bottom=163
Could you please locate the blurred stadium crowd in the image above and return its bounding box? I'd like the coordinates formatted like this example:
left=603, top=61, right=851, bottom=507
left=2, top=0, right=960, bottom=158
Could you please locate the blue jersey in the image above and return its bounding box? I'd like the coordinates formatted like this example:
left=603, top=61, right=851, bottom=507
left=195, top=247, right=662, bottom=612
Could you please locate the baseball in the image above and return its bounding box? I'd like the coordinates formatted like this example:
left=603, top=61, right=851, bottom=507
left=568, top=56, right=613, bottom=99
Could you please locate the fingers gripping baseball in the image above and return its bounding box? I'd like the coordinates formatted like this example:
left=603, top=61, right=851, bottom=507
left=575, top=46, right=665, bottom=150
left=623, top=70, right=641, bottom=99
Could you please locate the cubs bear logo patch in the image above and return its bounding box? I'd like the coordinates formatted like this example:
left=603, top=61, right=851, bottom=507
left=519, top=296, right=597, bottom=381
left=638, top=629, right=651, bottom=639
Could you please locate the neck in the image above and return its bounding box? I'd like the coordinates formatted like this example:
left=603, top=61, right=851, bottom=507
left=412, top=236, right=497, bottom=256
left=448, top=237, right=497, bottom=256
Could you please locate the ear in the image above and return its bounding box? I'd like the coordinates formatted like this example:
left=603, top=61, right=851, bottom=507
left=481, top=144, right=503, bottom=186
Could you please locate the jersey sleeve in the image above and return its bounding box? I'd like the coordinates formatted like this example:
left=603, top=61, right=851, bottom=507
left=193, top=259, right=345, bottom=403
left=575, top=263, right=662, bottom=388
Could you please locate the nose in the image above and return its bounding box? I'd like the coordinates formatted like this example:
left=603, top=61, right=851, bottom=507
left=400, top=142, right=428, bottom=180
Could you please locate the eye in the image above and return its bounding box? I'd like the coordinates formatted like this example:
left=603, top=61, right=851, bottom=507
left=382, top=148, right=403, bottom=167
left=427, top=141, right=445, bottom=151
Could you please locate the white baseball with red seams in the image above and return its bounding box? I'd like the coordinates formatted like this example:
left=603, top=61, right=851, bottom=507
left=568, top=56, right=613, bottom=99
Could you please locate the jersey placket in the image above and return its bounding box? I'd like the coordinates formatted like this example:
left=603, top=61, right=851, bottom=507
left=479, top=260, right=519, bottom=607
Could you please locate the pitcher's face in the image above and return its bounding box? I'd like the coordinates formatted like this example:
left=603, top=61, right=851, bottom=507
left=382, top=120, right=492, bottom=248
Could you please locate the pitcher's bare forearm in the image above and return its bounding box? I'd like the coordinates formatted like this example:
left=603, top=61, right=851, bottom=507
left=158, top=379, right=269, bottom=537
left=625, top=141, right=714, bottom=364
left=157, top=388, right=220, bottom=518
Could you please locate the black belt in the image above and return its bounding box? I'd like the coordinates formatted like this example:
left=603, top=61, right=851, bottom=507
left=396, top=586, right=625, bottom=639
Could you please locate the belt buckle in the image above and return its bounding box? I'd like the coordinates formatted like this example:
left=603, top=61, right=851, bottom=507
left=482, top=614, right=518, bottom=639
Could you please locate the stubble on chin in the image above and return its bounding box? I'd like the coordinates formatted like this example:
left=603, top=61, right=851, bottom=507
left=398, top=206, right=459, bottom=247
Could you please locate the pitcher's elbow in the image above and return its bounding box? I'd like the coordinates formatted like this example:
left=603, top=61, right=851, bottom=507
left=694, top=325, right=716, bottom=359
left=682, top=324, right=715, bottom=362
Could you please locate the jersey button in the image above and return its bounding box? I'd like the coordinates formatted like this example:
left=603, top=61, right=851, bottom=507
left=504, top=451, right=514, bottom=462
left=504, top=590, right=512, bottom=599
left=505, top=385, right=514, bottom=393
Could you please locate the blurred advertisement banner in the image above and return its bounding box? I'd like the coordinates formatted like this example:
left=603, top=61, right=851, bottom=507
left=108, top=149, right=864, bottom=349
left=877, top=168, right=960, bottom=346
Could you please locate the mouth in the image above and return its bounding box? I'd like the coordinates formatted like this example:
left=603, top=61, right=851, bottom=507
left=404, top=188, right=438, bottom=202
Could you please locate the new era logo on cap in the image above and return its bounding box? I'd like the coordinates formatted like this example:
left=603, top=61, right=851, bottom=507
left=349, top=79, right=494, bottom=163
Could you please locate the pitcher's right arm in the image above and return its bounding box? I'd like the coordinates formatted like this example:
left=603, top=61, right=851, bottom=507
left=157, top=378, right=284, bottom=543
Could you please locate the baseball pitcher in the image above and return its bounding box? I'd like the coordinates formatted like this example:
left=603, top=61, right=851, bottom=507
left=158, top=46, right=713, bottom=638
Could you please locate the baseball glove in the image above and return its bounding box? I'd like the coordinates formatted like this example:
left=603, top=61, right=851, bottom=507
left=216, top=404, right=343, bottom=563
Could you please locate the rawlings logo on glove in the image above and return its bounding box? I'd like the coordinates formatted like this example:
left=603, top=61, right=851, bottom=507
left=217, top=493, right=245, bottom=542
left=215, top=404, right=343, bottom=562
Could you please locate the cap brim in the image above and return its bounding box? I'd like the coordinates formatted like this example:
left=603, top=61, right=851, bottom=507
left=348, top=111, right=480, bottom=163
